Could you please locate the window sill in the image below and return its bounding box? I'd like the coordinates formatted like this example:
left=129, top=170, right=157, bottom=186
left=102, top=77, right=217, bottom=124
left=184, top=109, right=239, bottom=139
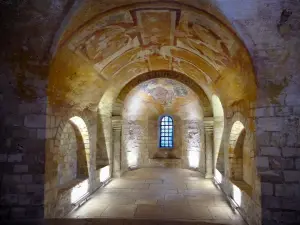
left=96, top=164, right=109, bottom=170
left=57, top=178, right=87, bottom=195
left=153, top=151, right=179, bottom=159
left=152, top=157, right=181, bottom=160
left=230, top=179, right=253, bottom=197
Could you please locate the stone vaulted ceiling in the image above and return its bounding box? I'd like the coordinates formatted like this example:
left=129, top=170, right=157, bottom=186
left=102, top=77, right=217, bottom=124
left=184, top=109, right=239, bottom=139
left=49, top=1, right=257, bottom=111
left=122, top=78, right=204, bottom=120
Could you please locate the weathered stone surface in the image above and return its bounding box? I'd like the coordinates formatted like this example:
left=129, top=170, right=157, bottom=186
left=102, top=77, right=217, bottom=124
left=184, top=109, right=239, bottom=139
left=261, top=182, right=273, bottom=196
left=296, top=158, right=300, bottom=170
left=0, top=154, right=8, bottom=162
left=261, top=147, right=281, bottom=156
left=262, top=196, right=281, bottom=209
left=0, top=0, right=299, bottom=223
left=282, top=148, right=300, bottom=157
left=13, top=165, right=28, bottom=173
left=284, top=171, right=300, bottom=182
left=257, top=118, right=284, bottom=132
left=256, top=157, right=269, bottom=168
left=7, top=154, right=23, bottom=163
left=275, top=184, right=300, bottom=197
left=24, top=115, right=47, bottom=128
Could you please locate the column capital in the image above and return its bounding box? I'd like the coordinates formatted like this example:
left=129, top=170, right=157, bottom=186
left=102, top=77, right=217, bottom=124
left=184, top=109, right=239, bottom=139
left=112, top=116, right=122, bottom=130
left=204, top=117, right=213, bottom=133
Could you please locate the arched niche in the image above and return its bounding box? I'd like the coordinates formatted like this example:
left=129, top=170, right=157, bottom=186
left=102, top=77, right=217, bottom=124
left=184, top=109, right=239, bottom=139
left=229, top=121, right=246, bottom=180
left=212, top=94, right=225, bottom=174
left=116, top=77, right=206, bottom=172
left=45, top=116, right=90, bottom=218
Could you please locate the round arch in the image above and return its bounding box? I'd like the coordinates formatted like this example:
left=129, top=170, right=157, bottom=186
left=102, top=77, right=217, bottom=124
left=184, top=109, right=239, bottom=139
left=228, top=120, right=245, bottom=180
left=44, top=115, right=91, bottom=218
left=108, top=70, right=213, bottom=118
left=48, top=1, right=257, bottom=113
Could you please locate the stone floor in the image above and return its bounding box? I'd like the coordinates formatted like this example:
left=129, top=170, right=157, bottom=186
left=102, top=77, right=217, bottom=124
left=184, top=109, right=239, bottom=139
left=67, top=168, right=247, bottom=225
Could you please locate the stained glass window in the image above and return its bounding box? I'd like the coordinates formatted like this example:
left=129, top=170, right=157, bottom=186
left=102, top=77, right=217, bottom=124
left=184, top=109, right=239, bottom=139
left=159, top=116, right=173, bottom=148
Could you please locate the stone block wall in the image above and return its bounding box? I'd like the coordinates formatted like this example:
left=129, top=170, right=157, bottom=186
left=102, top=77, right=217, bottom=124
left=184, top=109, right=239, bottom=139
left=0, top=100, right=48, bottom=219
left=121, top=117, right=205, bottom=172
left=96, top=114, right=111, bottom=168
left=214, top=117, right=225, bottom=173
left=0, top=65, right=49, bottom=219
left=148, top=117, right=182, bottom=160
left=217, top=171, right=261, bottom=225
left=122, top=120, right=148, bottom=169
left=256, top=105, right=300, bottom=224
left=57, top=122, right=78, bottom=185
left=182, top=120, right=205, bottom=173
left=44, top=110, right=104, bottom=218
left=228, top=123, right=246, bottom=181
left=216, top=109, right=259, bottom=225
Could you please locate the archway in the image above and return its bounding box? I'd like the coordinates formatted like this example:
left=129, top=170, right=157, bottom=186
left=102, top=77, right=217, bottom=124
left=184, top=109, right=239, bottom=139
left=46, top=1, right=257, bottom=223
left=229, top=121, right=245, bottom=181
left=118, top=77, right=205, bottom=173
left=44, top=116, right=90, bottom=218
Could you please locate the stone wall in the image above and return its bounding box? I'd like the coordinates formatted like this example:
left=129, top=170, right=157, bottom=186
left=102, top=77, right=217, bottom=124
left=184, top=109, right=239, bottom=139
left=228, top=121, right=245, bottom=181
left=182, top=120, right=205, bottom=173
left=0, top=0, right=78, bottom=219
left=256, top=105, right=300, bottom=224
left=96, top=114, right=111, bottom=169
left=215, top=109, right=259, bottom=225
left=122, top=120, right=148, bottom=169
left=148, top=117, right=182, bottom=161
left=121, top=118, right=205, bottom=172
left=57, top=122, right=78, bottom=185
left=218, top=0, right=300, bottom=222
left=44, top=110, right=108, bottom=218
left=216, top=170, right=261, bottom=225
left=1, top=0, right=300, bottom=223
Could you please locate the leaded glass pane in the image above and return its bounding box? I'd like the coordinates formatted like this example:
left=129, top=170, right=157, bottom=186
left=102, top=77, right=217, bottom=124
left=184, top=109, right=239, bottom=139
left=159, top=116, right=173, bottom=148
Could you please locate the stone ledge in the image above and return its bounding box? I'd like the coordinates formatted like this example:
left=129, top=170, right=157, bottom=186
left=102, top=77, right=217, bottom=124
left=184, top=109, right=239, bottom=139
left=57, top=178, right=87, bottom=195
left=230, top=179, right=253, bottom=197
left=96, top=164, right=110, bottom=171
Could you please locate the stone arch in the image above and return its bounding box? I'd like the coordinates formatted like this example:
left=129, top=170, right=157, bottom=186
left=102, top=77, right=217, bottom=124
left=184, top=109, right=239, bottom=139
left=69, top=116, right=91, bottom=176
left=111, top=70, right=213, bottom=118
left=53, top=115, right=91, bottom=180
left=49, top=1, right=257, bottom=113
left=110, top=74, right=207, bottom=174
left=212, top=94, right=225, bottom=175
left=226, top=111, right=255, bottom=187
left=229, top=121, right=245, bottom=181
left=45, top=114, right=91, bottom=218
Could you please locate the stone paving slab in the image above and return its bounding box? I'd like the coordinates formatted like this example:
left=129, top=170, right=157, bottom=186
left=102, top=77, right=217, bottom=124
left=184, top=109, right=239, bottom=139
left=67, top=168, right=247, bottom=225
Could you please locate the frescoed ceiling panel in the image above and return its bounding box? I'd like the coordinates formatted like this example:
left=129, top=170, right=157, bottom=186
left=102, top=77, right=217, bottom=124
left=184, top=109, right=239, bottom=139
left=123, top=78, right=204, bottom=120
left=50, top=2, right=256, bottom=110
left=65, top=6, right=240, bottom=80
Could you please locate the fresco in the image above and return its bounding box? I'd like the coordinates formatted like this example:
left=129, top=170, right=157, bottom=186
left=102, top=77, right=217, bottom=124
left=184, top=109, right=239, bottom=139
left=50, top=2, right=256, bottom=111
left=137, top=79, right=188, bottom=106
left=123, top=78, right=203, bottom=120
left=67, top=6, right=238, bottom=81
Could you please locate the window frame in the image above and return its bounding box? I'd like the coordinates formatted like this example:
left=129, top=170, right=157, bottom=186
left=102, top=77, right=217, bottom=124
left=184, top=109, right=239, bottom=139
left=159, top=115, right=174, bottom=149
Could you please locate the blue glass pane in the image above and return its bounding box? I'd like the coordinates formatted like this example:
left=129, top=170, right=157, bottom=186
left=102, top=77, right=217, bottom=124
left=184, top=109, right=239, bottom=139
left=160, top=116, right=173, bottom=148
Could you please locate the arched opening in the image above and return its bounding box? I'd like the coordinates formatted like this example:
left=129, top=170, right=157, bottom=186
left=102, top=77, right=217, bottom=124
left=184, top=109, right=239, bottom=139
left=159, top=115, right=174, bottom=149
left=119, top=77, right=205, bottom=171
left=45, top=1, right=258, bottom=223
left=212, top=94, right=225, bottom=175
left=229, top=121, right=245, bottom=181
left=5, top=0, right=300, bottom=224
left=45, top=116, right=90, bottom=217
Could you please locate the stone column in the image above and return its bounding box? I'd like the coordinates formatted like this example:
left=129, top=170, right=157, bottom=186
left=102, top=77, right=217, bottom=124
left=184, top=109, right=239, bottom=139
left=204, top=118, right=214, bottom=178
left=112, top=116, right=122, bottom=178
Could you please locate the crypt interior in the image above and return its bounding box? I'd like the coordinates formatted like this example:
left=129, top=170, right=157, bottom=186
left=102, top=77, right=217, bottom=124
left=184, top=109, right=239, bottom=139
left=0, top=1, right=300, bottom=225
